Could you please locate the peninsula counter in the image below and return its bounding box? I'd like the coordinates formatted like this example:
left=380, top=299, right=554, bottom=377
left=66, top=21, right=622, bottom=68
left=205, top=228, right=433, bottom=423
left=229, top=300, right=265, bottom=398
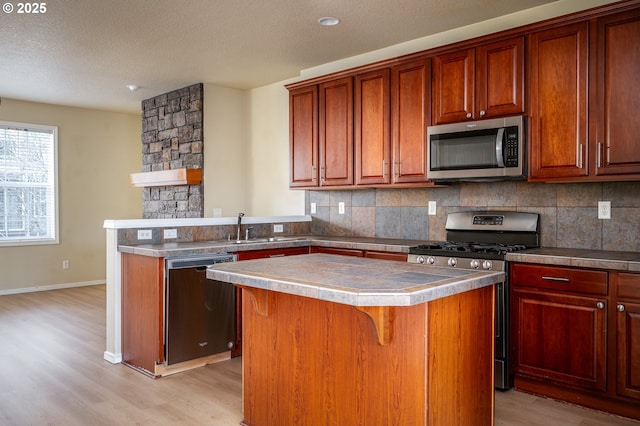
left=207, top=253, right=504, bottom=426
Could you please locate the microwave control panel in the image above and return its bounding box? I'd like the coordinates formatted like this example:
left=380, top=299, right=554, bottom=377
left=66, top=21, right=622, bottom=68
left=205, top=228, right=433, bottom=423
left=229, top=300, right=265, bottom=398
left=505, top=126, right=519, bottom=167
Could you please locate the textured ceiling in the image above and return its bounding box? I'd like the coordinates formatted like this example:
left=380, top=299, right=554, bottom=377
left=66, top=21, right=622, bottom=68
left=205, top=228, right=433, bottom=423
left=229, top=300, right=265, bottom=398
left=0, top=0, right=601, bottom=113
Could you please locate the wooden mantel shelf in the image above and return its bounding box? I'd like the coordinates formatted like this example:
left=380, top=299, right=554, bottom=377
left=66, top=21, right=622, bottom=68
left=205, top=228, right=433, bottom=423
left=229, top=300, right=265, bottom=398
left=130, top=168, right=202, bottom=187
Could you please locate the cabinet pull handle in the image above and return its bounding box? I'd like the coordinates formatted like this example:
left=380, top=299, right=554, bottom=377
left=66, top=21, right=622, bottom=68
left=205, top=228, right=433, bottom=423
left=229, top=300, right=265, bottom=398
left=466, top=112, right=472, bottom=119
left=596, top=301, right=605, bottom=310
left=578, top=144, right=583, bottom=169
left=597, top=142, right=602, bottom=168
left=617, top=304, right=626, bottom=312
left=480, top=110, right=486, bottom=117
left=382, top=161, right=388, bottom=177
left=269, top=254, right=286, bottom=258
left=541, top=276, right=570, bottom=282
left=312, top=166, right=317, bottom=181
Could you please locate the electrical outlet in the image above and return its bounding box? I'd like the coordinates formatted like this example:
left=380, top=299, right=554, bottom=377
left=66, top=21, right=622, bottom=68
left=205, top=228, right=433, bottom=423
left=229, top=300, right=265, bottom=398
left=428, top=201, right=437, bottom=216
left=310, top=202, right=317, bottom=214
left=273, top=224, right=284, bottom=233
left=138, top=229, right=152, bottom=240
left=164, top=229, right=177, bottom=239
left=338, top=202, right=345, bottom=215
left=62, top=260, right=70, bottom=270
left=598, top=201, right=611, bottom=219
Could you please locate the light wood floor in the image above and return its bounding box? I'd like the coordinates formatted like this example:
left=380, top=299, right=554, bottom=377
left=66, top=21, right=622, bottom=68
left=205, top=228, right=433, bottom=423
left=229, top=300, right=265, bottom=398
left=0, top=285, right=637, bottom=425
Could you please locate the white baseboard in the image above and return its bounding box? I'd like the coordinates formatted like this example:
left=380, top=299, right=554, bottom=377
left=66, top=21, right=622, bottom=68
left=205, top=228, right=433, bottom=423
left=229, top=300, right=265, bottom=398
left=0, top=280, right=105, bottom=296
left=104, top=351, right=122, bottom=364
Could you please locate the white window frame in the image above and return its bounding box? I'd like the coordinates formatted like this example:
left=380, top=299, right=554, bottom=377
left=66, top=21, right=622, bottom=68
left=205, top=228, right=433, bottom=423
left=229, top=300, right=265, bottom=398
left=0, top=120, right=59, bottom=247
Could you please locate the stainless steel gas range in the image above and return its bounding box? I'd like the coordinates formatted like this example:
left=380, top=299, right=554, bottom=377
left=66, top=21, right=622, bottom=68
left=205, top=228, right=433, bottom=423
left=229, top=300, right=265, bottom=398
left=408, top=211, right=540, bottom=390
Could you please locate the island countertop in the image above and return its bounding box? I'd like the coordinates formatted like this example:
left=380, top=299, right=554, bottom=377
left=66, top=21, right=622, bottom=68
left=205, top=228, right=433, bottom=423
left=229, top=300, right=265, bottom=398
left=206, top=253, right=504, bottom=307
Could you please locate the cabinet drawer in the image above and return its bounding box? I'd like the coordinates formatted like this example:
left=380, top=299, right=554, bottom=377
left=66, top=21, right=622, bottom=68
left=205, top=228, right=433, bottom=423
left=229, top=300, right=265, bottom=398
left=510, top=263, right=608, bottom=296
left=618, top=273, right=640, bottom=299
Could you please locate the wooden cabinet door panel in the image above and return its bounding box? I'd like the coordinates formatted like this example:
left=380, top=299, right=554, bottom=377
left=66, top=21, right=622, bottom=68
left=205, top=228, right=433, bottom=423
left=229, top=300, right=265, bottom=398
left=392, top=59, right=430, bottom=183
left=121, top=253, right=164, bottom=374
left=477, top=37, right=524, bottom=119
left=511, top=288, right=607, bottom=392
left=617, top=300, right=640, bottom=400
left=528, top=22, right=589, bottom=180
left=319, top=77, right=354, bottom=186
left=432, top=49, right=474, bottom=125
left=289, top=86, right=318, bottom=187
left=595, top=9, right=640, bottom=176
left=355, top=69, right=390, bottom=185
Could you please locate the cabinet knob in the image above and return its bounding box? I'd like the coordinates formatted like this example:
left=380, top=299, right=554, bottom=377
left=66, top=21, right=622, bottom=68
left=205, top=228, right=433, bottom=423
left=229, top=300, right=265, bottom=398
left=596, top=301, right=605, bottom=310
left=480, top=110, right=486, bottom=117
left=617, top=304, right=626, bottom=312
left=466, top=113, right=472, bottom=119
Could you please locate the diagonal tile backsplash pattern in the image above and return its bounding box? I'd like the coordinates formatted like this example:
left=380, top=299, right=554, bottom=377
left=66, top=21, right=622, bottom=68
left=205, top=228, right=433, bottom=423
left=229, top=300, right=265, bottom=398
left=307, top=181, right=640, bottom=251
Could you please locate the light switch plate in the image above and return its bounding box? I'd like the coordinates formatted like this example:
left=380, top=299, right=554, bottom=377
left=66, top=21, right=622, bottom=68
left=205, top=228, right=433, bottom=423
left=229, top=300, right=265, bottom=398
left=164, top=229, right=177, bottom=239
left=338, top=202, right=345, bottom=215
left=273, top=224, right=284, bottom=233
left=310, top=202, right=317, bottom=214
left=428, top=201, right=437, bottom=215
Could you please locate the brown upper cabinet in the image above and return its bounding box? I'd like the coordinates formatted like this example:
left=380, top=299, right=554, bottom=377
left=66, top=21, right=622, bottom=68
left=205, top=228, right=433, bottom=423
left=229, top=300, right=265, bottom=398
left=354, top=59, right=431, bottom=186
left=288, top=77, right=354, bottom=188
left=431, top=37, right=524, bottom=125
left=319, top=77, right=354, bottom=186
left=529, top=8, right=640, bottom=181
left=289, top=85, right=318, bottom=187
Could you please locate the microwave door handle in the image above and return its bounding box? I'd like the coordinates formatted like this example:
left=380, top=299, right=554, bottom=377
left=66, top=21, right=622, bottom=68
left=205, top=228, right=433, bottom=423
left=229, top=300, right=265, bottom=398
left=495, top=128, right=505, bottom=168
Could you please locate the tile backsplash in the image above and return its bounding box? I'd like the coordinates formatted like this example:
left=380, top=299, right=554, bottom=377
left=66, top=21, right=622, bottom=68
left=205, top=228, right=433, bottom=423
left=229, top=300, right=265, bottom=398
left=306, top=181, right=640, bottom=252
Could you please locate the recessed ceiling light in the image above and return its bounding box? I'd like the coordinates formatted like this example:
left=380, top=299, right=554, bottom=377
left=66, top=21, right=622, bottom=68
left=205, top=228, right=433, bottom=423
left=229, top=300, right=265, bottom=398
left=318, top=17, right=340, bottom=26
left=126, top=84, right=141, bottom=91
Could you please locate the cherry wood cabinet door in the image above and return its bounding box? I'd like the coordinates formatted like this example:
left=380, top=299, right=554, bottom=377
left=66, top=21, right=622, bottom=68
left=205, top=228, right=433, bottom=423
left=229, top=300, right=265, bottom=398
left=289, top=85, right=318, bottom=187
left=616, top=273, right=640, bottom=401
left=595, top=9, right=640, bottom=177
left=432, top=49, right=474, bottom=125
left=355, top=69, right=390, bottom=185
left=528, top=22, right=589, bottom=180
left=121, top=253, right=164, bottom=375
left=617, top=300, right=640, bottom=400
left=391, top=58, right=431, bottom=183
left=511, top=287, right=607, bottom=392
left=319, top=77, right=354, bottom=186
left=476, top=37, right=524, bottom=119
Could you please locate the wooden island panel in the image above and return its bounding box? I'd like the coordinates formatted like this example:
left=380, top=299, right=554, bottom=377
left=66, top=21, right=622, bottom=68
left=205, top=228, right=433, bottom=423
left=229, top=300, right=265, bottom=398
left=240, top=284, right=495, bottom=426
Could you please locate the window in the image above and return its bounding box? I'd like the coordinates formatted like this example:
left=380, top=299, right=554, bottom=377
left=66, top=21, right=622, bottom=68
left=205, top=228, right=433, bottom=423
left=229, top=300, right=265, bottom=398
left=0, top=121, right=58, bottom=246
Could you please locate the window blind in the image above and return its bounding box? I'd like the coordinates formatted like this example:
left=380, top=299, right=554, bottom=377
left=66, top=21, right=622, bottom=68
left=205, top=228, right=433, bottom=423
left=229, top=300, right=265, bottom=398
left=0, top=121, right=58, bottom=245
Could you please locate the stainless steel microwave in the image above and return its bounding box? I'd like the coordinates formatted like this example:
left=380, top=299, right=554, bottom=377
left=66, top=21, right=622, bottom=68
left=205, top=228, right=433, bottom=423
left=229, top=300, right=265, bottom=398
left=427, top=116, right=526, bottom=181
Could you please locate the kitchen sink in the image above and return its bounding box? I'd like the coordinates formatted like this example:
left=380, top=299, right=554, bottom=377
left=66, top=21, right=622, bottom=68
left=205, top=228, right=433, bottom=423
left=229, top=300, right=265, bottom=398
left=228, top=237, right=307, bottom=244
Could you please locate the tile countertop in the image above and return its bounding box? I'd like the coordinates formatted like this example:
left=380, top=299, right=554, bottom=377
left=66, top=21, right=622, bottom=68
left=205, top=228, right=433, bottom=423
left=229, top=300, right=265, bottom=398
left=507, top=247, right=640, bottom=272
left=117, top=236, right=427, bottom=258
left=206, top=253, right=504, bottom=307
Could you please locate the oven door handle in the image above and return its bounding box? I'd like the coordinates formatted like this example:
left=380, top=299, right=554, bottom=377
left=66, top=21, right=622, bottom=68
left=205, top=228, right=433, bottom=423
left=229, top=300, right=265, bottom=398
left=495, top=128, right=505, bottom=168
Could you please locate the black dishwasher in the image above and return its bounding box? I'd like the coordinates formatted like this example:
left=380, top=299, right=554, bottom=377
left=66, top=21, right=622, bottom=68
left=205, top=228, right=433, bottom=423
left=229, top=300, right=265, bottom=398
left=165, top=253, right=237, bottom=365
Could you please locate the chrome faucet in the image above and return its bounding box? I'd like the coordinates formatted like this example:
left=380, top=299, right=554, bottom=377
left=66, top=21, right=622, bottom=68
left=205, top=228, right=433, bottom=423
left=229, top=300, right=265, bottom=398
left=236, top=212, right=245, bottom=241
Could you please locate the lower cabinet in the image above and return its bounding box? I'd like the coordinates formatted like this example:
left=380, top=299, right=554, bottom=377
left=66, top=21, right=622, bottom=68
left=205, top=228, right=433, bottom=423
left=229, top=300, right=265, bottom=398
left=121, top=253, right=164, bottom=376
left=310, top=246, right=408, bottom=261
left=615, top=273, right=640, bottom=401
left=510, top=263, right=640, bottom=420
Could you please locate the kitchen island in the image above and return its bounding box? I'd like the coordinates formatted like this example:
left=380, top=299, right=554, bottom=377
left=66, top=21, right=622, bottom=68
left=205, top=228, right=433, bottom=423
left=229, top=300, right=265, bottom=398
left=207, top=253, right=504, bottom=426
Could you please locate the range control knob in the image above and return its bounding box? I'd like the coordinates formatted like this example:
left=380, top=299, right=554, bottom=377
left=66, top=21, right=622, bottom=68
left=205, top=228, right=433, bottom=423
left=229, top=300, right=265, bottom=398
left=427, top=256, right=436, bottom=265
left=416, top=256, right=425, bottom=264
left=482, top=260, right=493, bottom=270
left=470, top=259, right=480, bottom=269
left=448, top=257, right=457, bottom=267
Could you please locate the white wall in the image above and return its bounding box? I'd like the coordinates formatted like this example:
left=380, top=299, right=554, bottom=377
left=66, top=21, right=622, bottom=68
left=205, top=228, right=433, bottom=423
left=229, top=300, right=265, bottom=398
left=0, top=98, right=141, bottom=293
left=203, top=84, right=250, bottom=217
